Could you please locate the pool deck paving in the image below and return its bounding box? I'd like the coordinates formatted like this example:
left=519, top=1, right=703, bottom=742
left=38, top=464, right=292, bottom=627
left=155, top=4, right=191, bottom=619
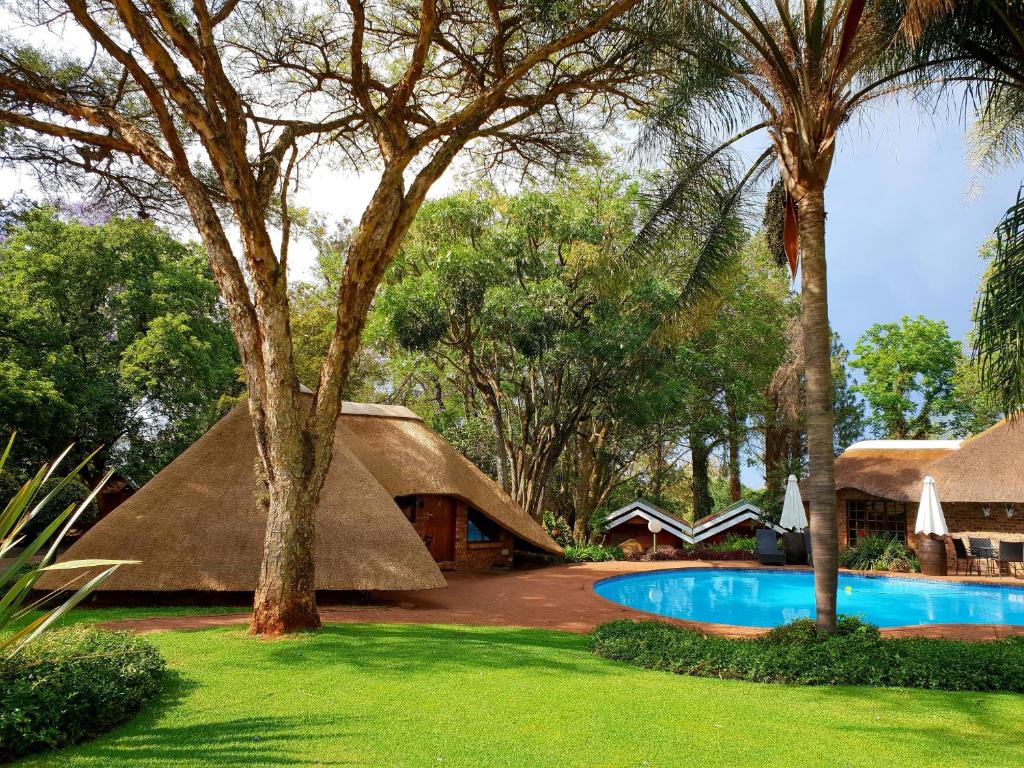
left=98, top=560, right=1024, bottom=641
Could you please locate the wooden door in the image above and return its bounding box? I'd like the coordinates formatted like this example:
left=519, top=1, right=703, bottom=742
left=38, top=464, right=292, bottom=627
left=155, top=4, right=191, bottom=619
left=421, top=496, right=455, bottom=562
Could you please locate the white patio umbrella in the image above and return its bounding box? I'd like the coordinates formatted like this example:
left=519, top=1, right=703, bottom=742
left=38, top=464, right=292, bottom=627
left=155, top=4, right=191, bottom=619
left=779, top=474, right=808, bottom=532
left=914, top=475, right=948, bottom=536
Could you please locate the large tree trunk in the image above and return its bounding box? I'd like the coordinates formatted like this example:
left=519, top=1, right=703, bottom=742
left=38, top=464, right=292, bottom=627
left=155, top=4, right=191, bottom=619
left=249, top=175, right=410, bottom=636
left=799, top=187, right=838, bottom=634
left=571, top=422, right=611, bottom=543
left=689, top=432, right=713, bottom=520
left=251, top=440, right=321, bottom=634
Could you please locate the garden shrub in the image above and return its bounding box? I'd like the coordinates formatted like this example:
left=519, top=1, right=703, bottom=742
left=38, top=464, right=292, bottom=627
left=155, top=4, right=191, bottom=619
left=701, top=534, right=757, bottom=554
left=562, top=543, right=624, bottom=562
left=542, top=512, right=574, bottom=548
left=0, top=626, right=166, bottom=761
left=589, top=618, right=1024, bottom=691
left=839, top=534, right=920, bottom=572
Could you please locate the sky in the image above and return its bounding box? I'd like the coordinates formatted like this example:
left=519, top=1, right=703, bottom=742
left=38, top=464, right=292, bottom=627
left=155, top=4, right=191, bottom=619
left=802, top=100, right=1020, bottom=351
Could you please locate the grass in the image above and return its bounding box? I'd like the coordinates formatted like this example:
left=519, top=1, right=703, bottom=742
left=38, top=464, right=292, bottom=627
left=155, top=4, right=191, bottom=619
left=6, top=605, right=249, bottom=632
left=10, top=622, right=1024, bottom=768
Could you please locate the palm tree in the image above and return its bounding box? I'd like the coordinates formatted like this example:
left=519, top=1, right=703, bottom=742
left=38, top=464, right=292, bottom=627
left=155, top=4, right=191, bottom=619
left=904, top=1, right=1024, bottom=415
left=634, top=0, right=923, bottom=631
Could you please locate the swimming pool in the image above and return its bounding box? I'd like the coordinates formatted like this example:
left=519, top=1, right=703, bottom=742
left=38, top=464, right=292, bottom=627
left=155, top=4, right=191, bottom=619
left=593, top=568, right=1024, bottom=628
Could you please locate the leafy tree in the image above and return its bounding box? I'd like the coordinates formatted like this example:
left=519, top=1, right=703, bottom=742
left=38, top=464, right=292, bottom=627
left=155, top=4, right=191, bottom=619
left=0, top=210, right=239, bottom=483
left=378, top=168, right=691, bottom=522
left=760, top=330, right=864, bottom=514
left=0, top=0, right=659, bottom=634
left=850, top=315, right=994, bottom=439
left=672, top=237, right=789, bottom=519
left=832, top=334, right=866, bottom=452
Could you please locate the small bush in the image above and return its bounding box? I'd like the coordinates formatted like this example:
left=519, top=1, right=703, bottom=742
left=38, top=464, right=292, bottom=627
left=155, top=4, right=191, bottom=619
left=562, top=543, right=624, bottom=563
left=701, top=534, right=757, bottom=554
left=0, top=626, right=166, bottom=761
left=649, top=546, right=685, bottom=560
left=839, top=534, right=919, bottom=572
left=589, top=618, right=1024, bottom=691
left=542, top=512, right=574, bottom=547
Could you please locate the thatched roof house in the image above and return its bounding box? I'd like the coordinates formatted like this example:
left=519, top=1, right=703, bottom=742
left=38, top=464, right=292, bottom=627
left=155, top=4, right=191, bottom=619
left=41, top=400, right=560, bottom=594
left=829, top=419, right=1024, bottom=550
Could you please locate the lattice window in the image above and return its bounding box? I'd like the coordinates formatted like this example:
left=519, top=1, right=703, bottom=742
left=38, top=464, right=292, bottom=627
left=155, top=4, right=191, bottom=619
left=847, top=499, right=907, bottom=545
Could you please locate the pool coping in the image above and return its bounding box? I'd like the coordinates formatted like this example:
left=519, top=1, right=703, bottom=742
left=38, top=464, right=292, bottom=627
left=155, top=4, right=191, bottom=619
left=587, top=562, right=1024, bottom=640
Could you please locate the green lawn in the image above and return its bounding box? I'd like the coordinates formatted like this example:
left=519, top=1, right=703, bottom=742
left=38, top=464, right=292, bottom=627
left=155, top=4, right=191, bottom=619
left=11, top=621, right=1024, bottom=768
left=8, top=604, right=249, bottom=632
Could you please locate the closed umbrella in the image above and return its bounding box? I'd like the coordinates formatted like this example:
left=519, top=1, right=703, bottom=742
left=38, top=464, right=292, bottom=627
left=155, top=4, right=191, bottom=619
left=914, top=476, right=948, bottom=536
left=780, top=474, right=808, bottom=532
left=915, top=476, right=948, bottom=576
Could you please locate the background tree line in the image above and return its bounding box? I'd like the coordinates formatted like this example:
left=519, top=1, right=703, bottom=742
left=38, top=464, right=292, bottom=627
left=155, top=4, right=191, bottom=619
left=0, top=168, right=1004, bottom=547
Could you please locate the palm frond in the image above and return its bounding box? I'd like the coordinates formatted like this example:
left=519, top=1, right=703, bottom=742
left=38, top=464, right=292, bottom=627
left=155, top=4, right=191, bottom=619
left=624, top=136, right=774, bottom=326
left=974, top=184, right=1024, bottom=416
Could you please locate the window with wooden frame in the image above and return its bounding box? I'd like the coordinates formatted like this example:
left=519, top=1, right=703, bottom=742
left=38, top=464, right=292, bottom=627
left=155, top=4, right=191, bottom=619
left=846, top=499, right=908, bottom=545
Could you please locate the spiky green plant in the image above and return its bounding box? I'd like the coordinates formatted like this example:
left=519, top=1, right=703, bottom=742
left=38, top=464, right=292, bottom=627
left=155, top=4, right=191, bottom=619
left=0, top=436, right=134, bottom=655
left=838, top=534, right=919, bottom=572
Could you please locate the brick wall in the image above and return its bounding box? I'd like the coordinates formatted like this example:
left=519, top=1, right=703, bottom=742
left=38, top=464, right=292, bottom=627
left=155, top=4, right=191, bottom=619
left=453, top=500, right=514, bottom=570
left=834, top=490, right=1024, bottom=558
left=405, top=495, right=514, bottom=570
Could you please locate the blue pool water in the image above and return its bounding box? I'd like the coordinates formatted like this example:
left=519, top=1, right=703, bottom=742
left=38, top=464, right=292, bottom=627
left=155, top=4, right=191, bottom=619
left=593, top=568, right=1024, bottom=628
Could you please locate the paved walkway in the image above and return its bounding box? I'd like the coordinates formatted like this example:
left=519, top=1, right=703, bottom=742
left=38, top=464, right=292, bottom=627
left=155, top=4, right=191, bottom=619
left=99, top=561, right=1024, bottom=641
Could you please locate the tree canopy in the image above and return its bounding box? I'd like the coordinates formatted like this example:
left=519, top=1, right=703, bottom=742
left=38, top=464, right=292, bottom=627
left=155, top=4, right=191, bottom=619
left=851, top=315, right=999, bottom=439
left=0, top=208, right=239, bottom=482
left=377, top=167, right=695, bottom=521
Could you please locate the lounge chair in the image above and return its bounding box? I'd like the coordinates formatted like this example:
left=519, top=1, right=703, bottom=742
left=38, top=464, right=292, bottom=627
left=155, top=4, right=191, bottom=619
left=997, top=541, right=1024, bottom=578
left=968, top=536, right=997, bottom=575
left=756, top=529, right=786, bottom=566
left=952, top=537, right=977, bottom=575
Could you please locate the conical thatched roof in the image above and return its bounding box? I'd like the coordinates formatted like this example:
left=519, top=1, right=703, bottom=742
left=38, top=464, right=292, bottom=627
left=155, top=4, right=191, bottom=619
left=832, top=420, right=1024, bottom=504
left=40, top=398, right=558, bottom=593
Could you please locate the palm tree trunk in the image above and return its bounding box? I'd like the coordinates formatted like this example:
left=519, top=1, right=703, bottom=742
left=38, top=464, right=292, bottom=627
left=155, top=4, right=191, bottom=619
left=799, top=187, right=838, bottom=633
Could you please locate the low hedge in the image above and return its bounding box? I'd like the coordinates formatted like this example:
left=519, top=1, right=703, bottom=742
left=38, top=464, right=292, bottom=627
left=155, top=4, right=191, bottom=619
left=590, top=618, right=1024, bottom=691
left=563, top=543, right=624, bottom=563
left=0, top=626, right=167, bottom=761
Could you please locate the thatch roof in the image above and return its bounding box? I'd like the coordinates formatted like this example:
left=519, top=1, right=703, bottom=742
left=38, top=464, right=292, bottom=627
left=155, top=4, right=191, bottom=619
left=40, top=398, right=558, bottom=592
left=833, top=447, right=959, bottom=501
left=833, top=420, right=1024, bottom=504
left=928, top=419, right=1024, bottom=503
left=337, top=415, right=560, bottom=554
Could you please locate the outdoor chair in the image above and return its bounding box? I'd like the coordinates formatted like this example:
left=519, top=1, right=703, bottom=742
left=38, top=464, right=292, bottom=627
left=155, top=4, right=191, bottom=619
left=756, top=529, right=786, bottom=566
left=952, top=537, right=977, bottom=575
left=968, top=536, right=997, bottom=575
left=997, top=541, right=1024, bottom=578
left=804, top=530, right=813, bottom=566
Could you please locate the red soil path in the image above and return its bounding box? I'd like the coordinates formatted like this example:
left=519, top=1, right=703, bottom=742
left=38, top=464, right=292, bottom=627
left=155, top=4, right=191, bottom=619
left=98, top=560, right=1024, bottom=641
